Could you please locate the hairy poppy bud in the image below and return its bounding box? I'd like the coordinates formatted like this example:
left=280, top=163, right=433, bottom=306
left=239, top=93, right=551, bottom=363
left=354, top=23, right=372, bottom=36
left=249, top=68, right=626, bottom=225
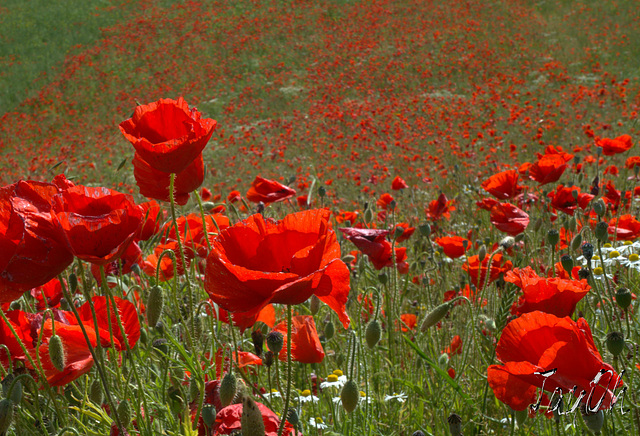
left=581, top=407, right=604, bottom=434
left=364, top=208, right=373, bottom=224
left=68, top=273, right=78, bottom=293
left=117, top=400, right=131, bottom=428
left=438, top=353, right=450, bottom=367
left=581, top=243, right=594, bottom=261
left=90, top=380, right=103, bottom=405
left=0, top=399, right=13, bottom=434
left=9, top=301, right=20, bottom=311
left=394, top=226, right=405, bottom=240
left=595, top=221, right=609, bottom=243
left=189, top=378, right=200, bottom=403
left=324, top=321, right=335, bottom=341
left=146, top=286, right=164, bottom=327
left=448, top=413, right=462, bottom=436
left=514, top=408, right=527, bottom=426
left=560, top=255, right=574, bottom=275
left=365, top=320, right=381, bottom=349
left=286, top=408, right=299, bottom=426
left=340, top=380, right=360, bottom=413
left=478, top=245, right=487, bottom=263
left=419, top=223, right=431, bottom=237
left=546, top=229, right=560, bottom=247
left=202, top=404, right=216, bottom=428
left=606, top=332, right=625, bottom=357
left=615, top=288, right=632, bottom=309
left=571, top=233, right=583, bottom=251
left=499, top=236, right=515, bottom=250
left=266, top=331, right=284, bottom=354
left=318, top=186, right=326, bottom=198
left=421, top=302, right=453, bottom=331
left=568, top=216, right=577, bottom=232
left=241, top=396, right=265, bottom=436
left=251, top=330, right=264, bottom=357
left=219, top=372, right=237, bottom=408
left=378, top=273, right=388, bottom=285
left=48, top=334, right=66, bottom=372
left=309, top=294, right=320, bottom=315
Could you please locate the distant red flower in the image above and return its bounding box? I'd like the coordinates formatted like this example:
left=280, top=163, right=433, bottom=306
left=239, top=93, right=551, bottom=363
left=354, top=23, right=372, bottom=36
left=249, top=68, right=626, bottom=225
left=489, top=203, right=529, bottom=236
left=443, top=284, right=486, bottom=307
left=200, top=187, right=213, bottom=202
left=0, top=180, right=74, bottom=303
left=377, top=193, right=394, bottom=210
left=143, top=241, right=194, bottom=281
left=608, top=215, right=640, bottom=240
left=625, top=156, right=640, bottom=169
left=132, top=152, right=204, bottom=206
left=520, top=154, right=568, bottom=185
left=476, top=197, right=499, bottom=211
left=399, top=313, right=417, bottom=332
left=547, top=185, right=593, bottom=215
left=481, top=170, right=522, bottom=199
left=393, top=222, right=415, bottom=243
left=425, top=193, right=455, bottom=220
left=272, top=315, right=324, bottom=363
left=463, top=253, right=512, bottom=288
left=51, top=186, right=143, bottom=266
left=391, top=176, right=408, bottom=190
left=445, top=335, right=462, bottom=355
left=297, top=195, right=308, bottom=207
left=597, top=134, right=633, bottom=156
left=435, top=236, right=470, bottom=258
left=488, top=311, right=621, bottom=411
left=227, top=190, right=241, bottom=203
left=206, top=209, right=350, bottom=328
left=119, top=97, right=217, bottom=174
left=504, top=267, right=590, bottom=317
left=91, top=241, right=143, bottom=287
left=334, top=210, right=359, bottom=225
left=213, top=401, right=296, bottom=436
left=340, top=227, right=392, bottom=270
left=246, top=176, right=296, bottom=204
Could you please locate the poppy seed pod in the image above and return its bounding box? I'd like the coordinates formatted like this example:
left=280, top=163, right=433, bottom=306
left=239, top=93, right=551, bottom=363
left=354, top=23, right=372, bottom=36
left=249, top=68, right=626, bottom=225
left=595, top=221, right=609, bottom=243
left=68, top=273, right=78, bottom=293
left=419, top=223, right=431, bottom=237
left=615, top=288, right=632, bottom=309
left=146, top=286, right=164, bottom=328
left=365, top=319, right=382, bottom=349
left=340, top=380, right=360, bottom=413
left=560, top=255, right=574, bottom=275
left=263, top=351, right=274, bottom=368
left=251, top=330, right=264, bottom=357
left=202, top=404, right=216, bottom=428
left=606, top=332, right=625, bottom=357
left=219, top=372, right=237, bottom=408
left=581, top=243, right=594, bottom=261
left=546, top=229, right=560, bottom=247
left=266, top=331, right=284, bottom=355
left=48, top=334, right=66, bottom=372
left=421, top=302, right=453, bottom=331
left=581, top=407, right=604, bottom=434
left=241, top=396, right=266, bottom=436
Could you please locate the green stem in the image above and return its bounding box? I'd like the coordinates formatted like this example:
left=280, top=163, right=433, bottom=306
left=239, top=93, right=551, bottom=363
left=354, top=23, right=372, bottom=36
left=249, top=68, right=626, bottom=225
left=277, top=305, right=293, bottom=436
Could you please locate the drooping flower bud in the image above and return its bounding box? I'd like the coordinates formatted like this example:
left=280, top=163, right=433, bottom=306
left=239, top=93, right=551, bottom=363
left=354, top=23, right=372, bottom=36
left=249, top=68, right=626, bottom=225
left=0, top=399, right=13, bottom=434
left=309, top=295, right=320, bottom=315
left=365, top=319, right=382, bottom=349
left=478, top=245, right=487, bottom=263
left=90, top=380, right=103, bottom=405
left=581, top=407, right=604, bottom=434
left=571, top=232, right=583, bottom=251
left=421, top=302, right=453, bottom=331
left=340, top=380, right=360, bottom=413
left=202, top=404, right=216, bottom=428
left=48, top=334, right=66, bottom=372
left=324, top=321, right=335, bottom=341
left=117, top=400, right=131, bottom=428
left=146, top=286, right=164, bottom=328
left=593, top=198, right=606, bottom=217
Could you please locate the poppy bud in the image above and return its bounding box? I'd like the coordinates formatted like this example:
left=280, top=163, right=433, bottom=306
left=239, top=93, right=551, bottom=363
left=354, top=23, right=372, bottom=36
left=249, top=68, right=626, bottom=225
left=251, top=330, right=264, bottom=357
left=340, top=380, right=360, bottom=413
left=615, top=288, right=632, bottom=309
left=581, top=407, right=604, bottom=434
left=412, top=432, right=426, bottom=436
left=421, top=302, right=453, bottom=331
left=478, top=245, right=487, bottom=263
left=266, top=331, right=284, bottom=354
left=394, top=226, right=404, bottom=240
left=241, top=396, right=265, bottom=436
left=318, top=186, right=326, bottom=198
left=560, top=255, right=574, bottom=275
left=48, top=334, right=66, bottom=372
left=438, top=353, right=450, bottom=367
left=9, top=301, right=20, bottom=311
left=419, top=223, right=431, bottom=237
left=568, top=216, right=577, bottom=232
left=595, top=221, right=608, bottom=243
left=286, top=408, right=299, bottom=426
left=533, top=217, right=543, bottom=232
left=364, top=208, right=373, bottom=224
left=324, top=321, right=335, bottom=341
left=546, top=229, right=559, bottom=247
left=202, top=404, right=216, bottom=428
left=201, top=201, right=217, bottom=212
left=571, top=232, right=583, bottom=251
left=117, top=400, right=131, bottom=428
left=152, top=338, right=169, bottom=355
left=341, top=254, right=355, bottom=264
left=378, top=273, right=388, bottom=285
left=146, top=286, right=164, bottom=328
left=263, top=351, right=274, bottom=368
left=68, top=273, right=78, bottom=293
left=365, top=320, right=381, bottom=349
left=448, top=413, right=462, bottom=436
left=219, top=372, right=237, bottom=408
left=581, top=243, right=594, bottom=261
left=90, top=380, right=103, bottom=405
left=0, top=399, right=13, bottom=434
left=606, top=332, right=625, bottom=357
left=189, top=378, right=200, bottom=403
left=309, top=295, right=320, bottom=315
left=514, top=408, right=527, bottom=426
left=499, top=236, right=515, bottom=250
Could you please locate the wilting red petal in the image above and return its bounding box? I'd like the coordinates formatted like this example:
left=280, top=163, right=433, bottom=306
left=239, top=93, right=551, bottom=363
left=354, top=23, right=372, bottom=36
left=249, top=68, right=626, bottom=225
left=246, top=176, right=296, bottom=204
left=273, top=315, right=324, bottom=364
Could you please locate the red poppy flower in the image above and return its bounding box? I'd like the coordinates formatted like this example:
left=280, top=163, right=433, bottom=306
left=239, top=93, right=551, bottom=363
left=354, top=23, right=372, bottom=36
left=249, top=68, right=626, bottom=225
left=297, top=195, right=308, bottom=208
left=51, top=185, right=143, bottom=265
left=425, top=193, right=455, bottom=220
left=489, top=203, right=529, bottom=236
left=393, top=223, right=415, bottom=243
left=435, top=236, right=470, bottom=259
left=213, top=401, right=296, bottom=436
left=30, top=278, right=64, bottom=311
left=200, top=187, right=213, bottom=202
left=504, top=267, right=590, bottom=317
left=272, top=315, right=324, bottom=363
left=161, top=212, right=229, bottom=258
left=519, top=154, right=568, bottom=185
left=214, top=348, right=263, bottom=378
left=488, top=311, right=621, bottom=411
left=444, top=284, right=486, bottom=307
left=625, top=156, right=640, bottom=170
left=0, top=180, right=74, bottom=303
left=476, top=197, right=499, bottom=211
left=119, top=97, right=217, bottom=174
left=91, top=241, right=143, bottom=287
left=445, top=335, right=462, bottom=355
left=340, top=227, right=392, bottom=270
left=143, top=241, right=195, bottom=282
left=137, top=200, right=163, bottom=241
left=334, top=210, right=359, bottom=225
left=547, top=185, right=593, bottom=216
left=481, top=170, right=522, bottom=200
left=246, top=176, right=296, bottom=204
left=597, top=134, right=633, bottom=156
left=608, top=215, right=640, bottom=240
left=205, top=209, right=350, bottom=328
left=391, top=176, right=408, bottom=190
left=209, top=303, right=276, bottom=332
left=132, top=152, right=204, bottom=206
left=227, top=190, right=241, bottom=203
left=399, top=313, right=417, bottom=332
left=377, top=192, right=394, bottom=210
left=462, top=253, right=512, bottom=288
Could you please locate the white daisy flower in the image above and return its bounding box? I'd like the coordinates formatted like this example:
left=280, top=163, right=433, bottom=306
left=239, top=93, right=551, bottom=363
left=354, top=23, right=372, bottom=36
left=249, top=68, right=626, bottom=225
left=296, top=389, right=319, bottom=404
left=309, top=417, right=328, bottom=430
left=384, top=392, right=408, bottom=403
